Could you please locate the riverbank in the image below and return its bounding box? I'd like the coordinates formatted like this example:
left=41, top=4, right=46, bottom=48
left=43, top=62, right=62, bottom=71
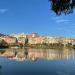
left=0, top=43, right=75, bottom=50
left=19, top=43, right=74, bottom=50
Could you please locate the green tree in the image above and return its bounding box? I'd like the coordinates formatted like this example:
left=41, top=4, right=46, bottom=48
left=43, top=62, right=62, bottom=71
left=0, top=39, right=8, bottom=48
left=25, top=38, right=28, bottom=44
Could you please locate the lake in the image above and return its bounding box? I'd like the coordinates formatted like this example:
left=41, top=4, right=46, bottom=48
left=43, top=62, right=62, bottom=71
left=0, top=48, right=75, bottom=75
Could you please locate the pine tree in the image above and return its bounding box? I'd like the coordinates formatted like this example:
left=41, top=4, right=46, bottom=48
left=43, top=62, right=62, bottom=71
left=49, top=0, right=75, bottom=15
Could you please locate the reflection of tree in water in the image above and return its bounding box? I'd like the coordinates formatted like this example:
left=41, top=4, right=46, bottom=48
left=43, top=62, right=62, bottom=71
left=13, top=49, right=17, bottom=57
left=24, top=48, right=28, bottom=59
left=24, top=48, right=38, bottom=62
left=0, top=50, right=6, bottom=54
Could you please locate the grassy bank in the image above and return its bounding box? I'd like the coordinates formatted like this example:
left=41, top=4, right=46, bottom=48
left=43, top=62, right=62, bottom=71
left=19, top=43, right=74, bottom=50
left=1, top=43, right=74, bottom=50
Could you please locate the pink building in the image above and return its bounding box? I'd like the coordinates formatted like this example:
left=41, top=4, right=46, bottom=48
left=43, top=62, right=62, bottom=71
left=0, top=36, right=17, bottom=45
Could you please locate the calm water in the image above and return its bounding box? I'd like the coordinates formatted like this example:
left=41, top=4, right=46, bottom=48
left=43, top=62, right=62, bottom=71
left=0, top=49, right=75, bottom=75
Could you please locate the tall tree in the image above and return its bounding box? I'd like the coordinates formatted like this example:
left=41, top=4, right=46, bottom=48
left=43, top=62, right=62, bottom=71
left=49, top=0, right=75, bottom=15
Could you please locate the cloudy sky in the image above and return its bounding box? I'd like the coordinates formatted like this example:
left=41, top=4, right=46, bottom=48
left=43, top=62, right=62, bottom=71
left=0, top=0, right=75, bottom=38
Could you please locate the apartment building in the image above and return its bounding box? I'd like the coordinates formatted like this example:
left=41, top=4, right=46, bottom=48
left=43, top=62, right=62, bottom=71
left=0, top=36, right=17, bottom=45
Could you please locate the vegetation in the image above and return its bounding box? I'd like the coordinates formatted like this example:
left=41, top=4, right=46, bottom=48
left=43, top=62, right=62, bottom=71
left=0, top=41, right=74, bottom=50
left=25, top=38, right=28, bottom=44
left=0, top=40, right=9, bottom=49
left=23, top=43, right=74, bottom=50
left=49, top=0, right=75, bottom=15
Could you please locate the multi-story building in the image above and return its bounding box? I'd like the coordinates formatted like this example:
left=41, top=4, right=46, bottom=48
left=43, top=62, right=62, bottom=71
left=0, top=33, right=75, bottom=45
left=44, top=36, right=75, bottom=45
left=30, top=33, right=39, bottom=38
left=28, top=36, right=45, bottom=44
left=10, top=33, right=28, bottom=45
left=44, top=36, right=60, bottom=44
left=61, top=37, right=75, bottom=45
left=0, top=36, right=17, bottom=45
left=17, top=37, right=28, bottom=44
left=10, top=33, right=27, bottom=38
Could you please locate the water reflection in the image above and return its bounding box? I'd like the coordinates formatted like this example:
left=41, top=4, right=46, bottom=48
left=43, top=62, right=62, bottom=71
left=0, top=48, right=75, bottom=61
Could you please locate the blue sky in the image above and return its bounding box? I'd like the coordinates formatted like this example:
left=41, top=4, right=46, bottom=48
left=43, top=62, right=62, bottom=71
left=0, top=0, right=75, bottom=38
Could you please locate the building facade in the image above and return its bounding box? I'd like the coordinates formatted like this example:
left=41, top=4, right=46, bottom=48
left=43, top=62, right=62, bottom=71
left=0, top=36, right=17, bottom=45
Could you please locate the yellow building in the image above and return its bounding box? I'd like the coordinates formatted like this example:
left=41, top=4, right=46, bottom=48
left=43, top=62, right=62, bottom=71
left=10, top=33, right=27, bottom=38
left=28, top=36, right=45, bottom=44
left=44, top=36, right=59, bottom=44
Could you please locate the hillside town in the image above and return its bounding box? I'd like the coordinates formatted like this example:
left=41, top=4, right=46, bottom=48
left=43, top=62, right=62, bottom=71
left=0, top=33, right=75, bottom=48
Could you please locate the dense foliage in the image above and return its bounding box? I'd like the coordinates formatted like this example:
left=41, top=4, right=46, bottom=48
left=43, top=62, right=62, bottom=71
left=49, top=0, right=75, bottom=15
left=0, top=40, right=8, bottom=48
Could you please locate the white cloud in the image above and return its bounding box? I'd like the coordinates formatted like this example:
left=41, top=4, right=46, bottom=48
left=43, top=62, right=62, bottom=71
left=52, top=16, right=71, bottom=23
left=52, top=16, right=63, bottom=20
left=0, top=9, right=8, bottom=13
left=56, top=19, right=70, bottom=23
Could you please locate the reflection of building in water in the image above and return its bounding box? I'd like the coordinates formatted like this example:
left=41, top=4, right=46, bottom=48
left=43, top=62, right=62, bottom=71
left=46, top=49, right=75, bottom=60
left=46, top=49, right=62, bottom=60
left=28, top=49, right=75, bottom=60
left=28, top=49, right=50, bottom=61
left=28, top=49, right=44, bottom=61
left=62, top=49, right=75, bottom=59
left=11, top=49, right=28, bottom=61
left=0, top=49, right=75, bottom=61
left=0, top=49, right=15, bottom=58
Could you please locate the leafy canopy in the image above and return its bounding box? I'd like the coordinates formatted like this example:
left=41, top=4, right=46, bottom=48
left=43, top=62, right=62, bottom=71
left=49, top=0, right=75, bottom=15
